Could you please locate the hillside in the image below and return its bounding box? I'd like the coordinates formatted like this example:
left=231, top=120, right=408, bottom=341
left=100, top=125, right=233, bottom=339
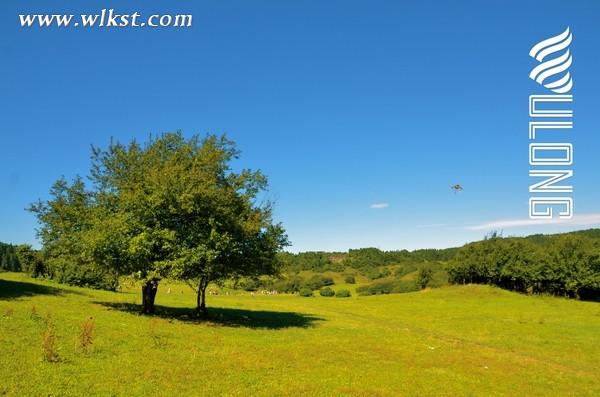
left=278, top=228, right=600, bottom=274
left=1, top=272, right=599, bottom=396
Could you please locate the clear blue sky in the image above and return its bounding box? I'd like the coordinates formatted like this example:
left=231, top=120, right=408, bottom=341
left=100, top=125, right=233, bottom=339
left=1, top=1, right=599, bottom=252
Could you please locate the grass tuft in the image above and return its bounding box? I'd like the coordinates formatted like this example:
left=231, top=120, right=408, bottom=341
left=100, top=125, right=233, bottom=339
left=78, top=317, right=95, bottom=354
left=41, top=317, right=60, bottom=363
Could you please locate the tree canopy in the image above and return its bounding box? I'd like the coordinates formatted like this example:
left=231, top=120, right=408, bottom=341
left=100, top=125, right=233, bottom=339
left=0, top=242, right=20, bottom=272
left=31, top=132, right=288, bottom=314
left=448, top=233, right=600, bottom=300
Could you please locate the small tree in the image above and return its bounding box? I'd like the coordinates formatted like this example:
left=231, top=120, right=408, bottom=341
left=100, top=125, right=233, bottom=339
left=15, top=245, right=44, bottom=277
left=416, top=267, right=434, bottom=289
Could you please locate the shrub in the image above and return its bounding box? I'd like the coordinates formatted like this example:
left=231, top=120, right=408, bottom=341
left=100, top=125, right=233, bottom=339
left=428, top=269, right=449, bottom=288
left=15, top=245, right=44, bottom=277
left=357, top=281, right=394, bottom=295
left=393, top=280, right=420, bottom=293
left=79, top=317, right=95, bottom=354
left=299, top=287, right=313, bottom=297
left=335, top=289, right=351, bottom=298
left=239, top=278, right=261, bottom=291
left=307, top=275, right=334, bottom=290
left=344, top=275, right=356, bottom=284
left=393, top=266, right=407, bottom=277
left=271, top=276, right=306, bottom=293
left=327, top=262, right=346, bottom=272
left=416, top=267, right=434, bottom=289
left=393, top=264, right=418, bottom=278
left=319, top=287, right=335, bottom=297
left=48, top=258, right=119, bottom=291
left=355, top=285, right=367, bottom=295
left=356, top=280, right=419, bottom=296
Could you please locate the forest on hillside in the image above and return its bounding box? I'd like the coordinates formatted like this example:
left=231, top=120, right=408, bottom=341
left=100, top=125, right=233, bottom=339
left=4, top=228, right=600, bottom=301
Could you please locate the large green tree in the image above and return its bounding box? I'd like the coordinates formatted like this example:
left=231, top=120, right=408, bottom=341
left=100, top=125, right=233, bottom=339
left=85, top=132, right=287, bottom=314
left=162, top=135, right=288, bottom=314
left=84, top=135, right=180, bottom=313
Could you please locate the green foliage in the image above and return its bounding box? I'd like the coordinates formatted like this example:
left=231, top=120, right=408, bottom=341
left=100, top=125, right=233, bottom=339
left=0, top=242, right=20, bottom=272
left=416, top=267, right=434, bottom=289
left=243, top=273, right=337, bottom=293
left=28, top=176, right=119, bottom=290
left=319, top=287, right=335, bottom=297
left=273, top=277, right=303, bottom=293
left=335, top=289, right=351, bottom=298
left=448, top=234, right=600, bottom=300
left=277, top=252, right=344, bottom=273
left=298, top=287, right=313, bottom=297
left=345, top=248, right=387, bottom=268
left=363, top=267, right=391, bottom=280
left=238, top=278, right=262, bottom=291
left=343, top=247, right=458, bottom=270
left=50, top=260, right=118, bottom=291
left=277, top=246, right=458, bottom=279
left=306, top=274, right=334, bottom=290
left=15, top=245, right=43, bottom=277
left=344, top=275, right=356, bottom=284
left=393, top=264, right=418, bottom=278
left=428, top=269, right=449, bottom=288
left=30, top=132, right=288, bottom=313
left=356, top=280, right=419, bottom=296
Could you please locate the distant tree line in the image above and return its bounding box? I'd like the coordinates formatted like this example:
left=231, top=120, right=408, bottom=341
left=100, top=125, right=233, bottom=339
left=0, top=242, right=20, bottom=272
left=238, top=273, right=336, bottom=293
left=278, top=247, right=457, bottom=275
left=448, top=231, right=600, bottom=300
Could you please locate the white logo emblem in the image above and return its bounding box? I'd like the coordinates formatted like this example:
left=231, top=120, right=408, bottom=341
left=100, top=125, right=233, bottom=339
left=529, top=27, right=573, bottom=94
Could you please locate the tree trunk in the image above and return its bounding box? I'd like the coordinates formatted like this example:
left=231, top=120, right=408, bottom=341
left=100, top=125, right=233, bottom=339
left=141, top=279, right=159, bottom=314
left=196, top=277, right=209, bottom=317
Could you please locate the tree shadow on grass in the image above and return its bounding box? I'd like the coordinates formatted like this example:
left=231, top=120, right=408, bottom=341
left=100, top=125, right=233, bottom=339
left=95, top=301, right=325, bottom=330
left=0, top=278, right=65, bottom=300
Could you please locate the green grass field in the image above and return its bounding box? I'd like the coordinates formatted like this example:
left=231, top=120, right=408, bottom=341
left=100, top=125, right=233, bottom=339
left=1, top=272, right=599, bottom=396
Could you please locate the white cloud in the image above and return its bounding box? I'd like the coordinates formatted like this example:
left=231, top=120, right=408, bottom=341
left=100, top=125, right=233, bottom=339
left=465, top=213, right=600, bottom=231
left=370, top=203, right=389, bottom=209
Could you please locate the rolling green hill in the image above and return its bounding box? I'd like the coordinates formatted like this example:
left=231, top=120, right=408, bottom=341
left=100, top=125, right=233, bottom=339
left=1, top=272, right=599, bottom=396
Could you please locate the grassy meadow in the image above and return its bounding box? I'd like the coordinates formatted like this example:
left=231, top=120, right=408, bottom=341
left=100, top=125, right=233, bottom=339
left=1, top=271, right=599, bottom=396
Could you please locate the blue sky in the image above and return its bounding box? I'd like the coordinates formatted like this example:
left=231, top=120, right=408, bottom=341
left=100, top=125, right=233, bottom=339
left=1, top=1, right=599, bottom=252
